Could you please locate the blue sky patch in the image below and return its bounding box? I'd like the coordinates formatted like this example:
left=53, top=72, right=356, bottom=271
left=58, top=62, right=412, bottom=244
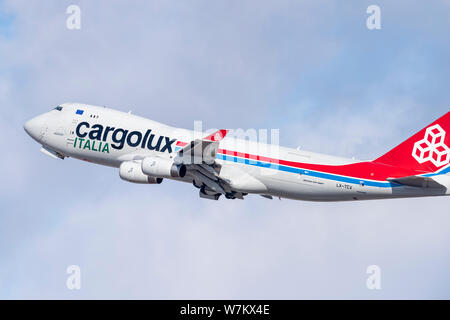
left=0, top=5, right=15, bottom=39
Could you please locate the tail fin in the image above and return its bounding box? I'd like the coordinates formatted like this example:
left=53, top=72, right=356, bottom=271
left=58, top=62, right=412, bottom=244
left=374, top=111, right=450, bottom=173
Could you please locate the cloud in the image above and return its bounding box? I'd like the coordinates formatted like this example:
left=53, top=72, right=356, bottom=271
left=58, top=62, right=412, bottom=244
left=3, top=187, right=450, bottom=299
left=0, top=0, right=449, bottom=299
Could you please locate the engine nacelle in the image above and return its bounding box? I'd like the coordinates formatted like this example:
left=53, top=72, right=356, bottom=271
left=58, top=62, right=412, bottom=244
left=119, top=161, right=163, bottom=184
left=141, top=156, right=186, bottom=178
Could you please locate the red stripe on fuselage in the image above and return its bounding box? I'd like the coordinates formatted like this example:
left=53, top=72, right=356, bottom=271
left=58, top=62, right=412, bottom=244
left=216, top=148, right=425, bottom=181
left=176, top=141, right=188, bottom=147
left=176, top=140, right=424, bottom=181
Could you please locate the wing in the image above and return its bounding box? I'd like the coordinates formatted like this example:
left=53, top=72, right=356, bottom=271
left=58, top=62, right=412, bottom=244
left=175, top=129, right=244, bottom=200
left=387, top=175, right=445, bottom=189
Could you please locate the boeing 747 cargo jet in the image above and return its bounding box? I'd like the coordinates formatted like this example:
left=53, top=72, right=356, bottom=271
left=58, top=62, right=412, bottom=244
left=24, top=103, right=450, bottom=201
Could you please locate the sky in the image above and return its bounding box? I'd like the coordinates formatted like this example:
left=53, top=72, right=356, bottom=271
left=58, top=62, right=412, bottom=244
left=0, top=0, right=450, bottom=299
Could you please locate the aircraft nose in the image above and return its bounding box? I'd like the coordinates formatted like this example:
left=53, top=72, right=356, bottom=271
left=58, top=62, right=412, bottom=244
left=24, top=119, right=33, bottom=136
left=24, top=115, right=45, bottom=142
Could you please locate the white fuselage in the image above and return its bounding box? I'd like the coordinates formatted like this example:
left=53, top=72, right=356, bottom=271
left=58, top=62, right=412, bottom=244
left=24, top=103, right=450, bottom=201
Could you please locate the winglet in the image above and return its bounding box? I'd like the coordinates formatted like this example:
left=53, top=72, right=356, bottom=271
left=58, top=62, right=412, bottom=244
left=203, top=129, right=228, bottom=142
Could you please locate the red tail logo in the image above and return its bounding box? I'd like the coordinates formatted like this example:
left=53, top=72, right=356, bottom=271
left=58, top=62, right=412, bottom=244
left=412, top=124, right=450, bottom=167
left=374, top=111, right=450, bottom=173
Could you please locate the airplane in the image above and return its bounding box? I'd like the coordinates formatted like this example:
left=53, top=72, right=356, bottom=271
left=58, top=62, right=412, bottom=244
left=24, top=103, right=450, bottom=201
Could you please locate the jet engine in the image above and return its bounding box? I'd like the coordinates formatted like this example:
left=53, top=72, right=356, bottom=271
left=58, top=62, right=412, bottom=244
left=141, top=156, right=187, bottom=178
left=119, top=161, right=163, bottom=184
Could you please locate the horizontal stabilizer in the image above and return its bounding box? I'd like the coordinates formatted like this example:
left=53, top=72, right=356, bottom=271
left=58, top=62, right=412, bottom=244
left=387, top=175, right=445, bottom=189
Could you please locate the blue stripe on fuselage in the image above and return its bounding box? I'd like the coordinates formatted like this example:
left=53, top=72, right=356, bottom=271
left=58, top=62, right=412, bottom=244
left=216, top=154, right=399, bottom=188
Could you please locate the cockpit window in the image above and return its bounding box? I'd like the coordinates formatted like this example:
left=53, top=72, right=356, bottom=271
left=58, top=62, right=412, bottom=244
left=54, top=106, right=63, bottom=111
